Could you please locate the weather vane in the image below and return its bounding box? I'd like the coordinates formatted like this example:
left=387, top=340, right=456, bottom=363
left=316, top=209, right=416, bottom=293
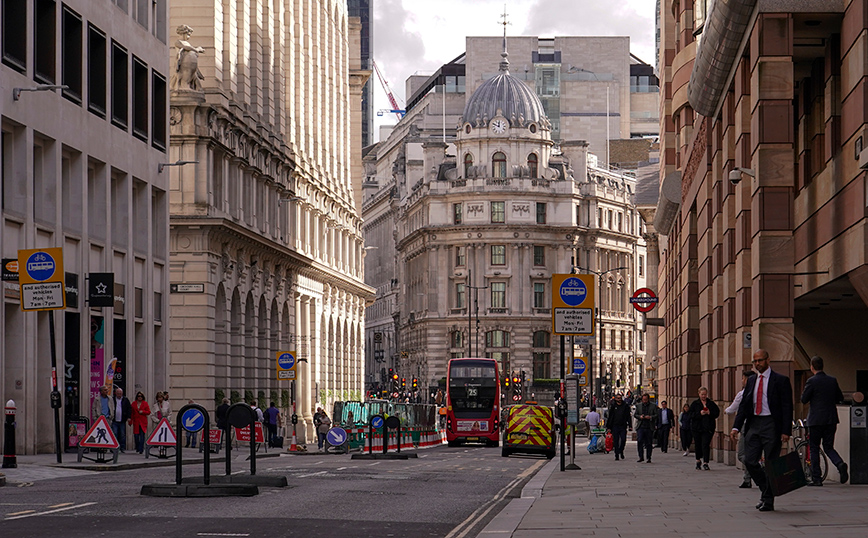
left=499, top=5, right=511, bottom=37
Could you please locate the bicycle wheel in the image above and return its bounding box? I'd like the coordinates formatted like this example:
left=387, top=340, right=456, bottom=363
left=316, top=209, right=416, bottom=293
left=817, top=447, right=829, bottom=483
left=795, top=440, right=812, bottom=483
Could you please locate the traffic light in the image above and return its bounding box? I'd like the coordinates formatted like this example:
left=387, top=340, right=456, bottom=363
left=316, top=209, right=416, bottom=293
left=401, top=377, right=406, bottom=389
left=512, top=372, right=522, bottom=402
left=412, top=377, right=418, bottom=389
left=504, top=376, right=510, bottom=390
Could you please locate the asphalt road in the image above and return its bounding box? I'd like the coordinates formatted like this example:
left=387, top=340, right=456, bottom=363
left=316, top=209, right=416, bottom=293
left=0, top=445, right=546, bottom=538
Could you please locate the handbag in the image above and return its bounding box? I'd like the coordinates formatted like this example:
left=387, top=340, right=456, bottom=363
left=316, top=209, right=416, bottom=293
left=765, top=443, right=808, bottom=496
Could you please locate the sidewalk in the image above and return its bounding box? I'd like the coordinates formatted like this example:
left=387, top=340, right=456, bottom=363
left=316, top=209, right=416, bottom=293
left=480, top=440, right=866, bottom=538
left=0, top=446, right=281, bottom=484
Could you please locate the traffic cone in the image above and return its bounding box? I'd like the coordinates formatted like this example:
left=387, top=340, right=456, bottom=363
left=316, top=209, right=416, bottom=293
left=288, top=428, right=298, bottom=452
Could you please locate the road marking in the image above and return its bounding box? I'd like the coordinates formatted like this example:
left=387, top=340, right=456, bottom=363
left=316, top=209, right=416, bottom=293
left=48, top=503, right=73, bottom=508
left=297, top=470, right=327, bottom=478
left=367, top=462, right=381, bottom=466
left=5, top=511, right=35, bottom=517
left=196, top=534, right=251, bottom=537
left=444, top=461, right=544, bottom=538
left=5, top=502, right=97, bottom=521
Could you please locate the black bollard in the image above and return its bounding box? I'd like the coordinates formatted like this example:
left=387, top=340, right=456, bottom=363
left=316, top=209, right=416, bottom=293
left=3, top=399, right=17, bottom=469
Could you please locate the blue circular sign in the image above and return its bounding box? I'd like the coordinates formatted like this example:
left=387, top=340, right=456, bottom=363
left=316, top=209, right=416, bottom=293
left=370, top=415, right=384, bottom=429
left=278, top=352, right=295, bottom=369
left=559, top=277, right=588, bottom=307
left=181, top=408, right=205, bottom=432
left=326, top=427, right=348, bottom=446
left=573, top=358, right=586, bottom=375
left=25, top=251, right=57, bottom=282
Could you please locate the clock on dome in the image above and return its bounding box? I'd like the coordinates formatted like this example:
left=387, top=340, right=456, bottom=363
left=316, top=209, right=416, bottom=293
left=490, top=119, right=508, bottom=134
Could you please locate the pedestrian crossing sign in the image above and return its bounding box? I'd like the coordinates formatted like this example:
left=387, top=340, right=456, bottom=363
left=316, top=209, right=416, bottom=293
left=146, top=417, right=177, bottom=447
left=79, top=416, right=120, bottom=449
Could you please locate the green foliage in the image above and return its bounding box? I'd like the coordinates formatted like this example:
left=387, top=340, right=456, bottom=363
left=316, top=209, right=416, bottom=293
left=230, top=390, right=242, bottom=404
left=244, top=389, right=254, bottom=404
left=280, top=390, right=290, bottom=408
left=257, top=390, right=266, bottom=404
left=214, top=388, right=225, bottom=406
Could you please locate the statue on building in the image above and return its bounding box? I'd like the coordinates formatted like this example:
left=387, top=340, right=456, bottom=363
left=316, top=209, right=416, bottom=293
left=171, top=25, right=205, bottom=92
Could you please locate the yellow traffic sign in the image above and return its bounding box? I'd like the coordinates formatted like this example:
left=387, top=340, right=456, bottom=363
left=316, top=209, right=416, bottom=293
left=551, top=273, right=595, bottom=335
left=17, top=247, right=65, bottom=311
left=277, top=351, right=297, bottom=380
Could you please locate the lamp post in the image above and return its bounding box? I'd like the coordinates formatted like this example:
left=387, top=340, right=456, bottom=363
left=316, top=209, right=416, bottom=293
left=574, top=265, right=627, bottom=407
left=465, top=268, right=487, bottom=357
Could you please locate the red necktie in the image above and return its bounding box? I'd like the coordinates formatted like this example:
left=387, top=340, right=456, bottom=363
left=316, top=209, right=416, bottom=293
left=755, top=375, right=764, bottom=415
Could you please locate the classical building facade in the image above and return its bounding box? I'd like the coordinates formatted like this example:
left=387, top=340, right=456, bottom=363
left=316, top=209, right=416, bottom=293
left=364, top=38, right=647, bottom=399
left=1, top=0, right=170, bottom=453
left=167, top=0, right=372, bottom=441
left=655, top=0, right=868, bottom=464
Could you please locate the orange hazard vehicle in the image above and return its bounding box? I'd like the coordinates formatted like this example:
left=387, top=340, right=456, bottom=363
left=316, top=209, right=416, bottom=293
left=501, top=402, right=556, bottom=459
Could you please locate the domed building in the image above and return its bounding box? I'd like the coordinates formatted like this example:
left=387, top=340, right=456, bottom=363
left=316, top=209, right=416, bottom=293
left=363, top=37, right=646, bottom=403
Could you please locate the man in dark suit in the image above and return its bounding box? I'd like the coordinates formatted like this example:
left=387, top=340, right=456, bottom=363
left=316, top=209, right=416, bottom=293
left=657, top=400, right=675, bottom=452
left=800, top=355, right=848, bottom=485
left=731, top=349, right=793, bottom=512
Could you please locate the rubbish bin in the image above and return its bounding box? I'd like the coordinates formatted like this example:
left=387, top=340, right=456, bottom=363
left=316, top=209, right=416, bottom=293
left=850, top=394, right=867, bottom=485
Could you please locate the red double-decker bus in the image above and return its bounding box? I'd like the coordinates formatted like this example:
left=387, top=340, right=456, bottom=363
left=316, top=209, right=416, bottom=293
left=445, top=358, right=500, bottom=447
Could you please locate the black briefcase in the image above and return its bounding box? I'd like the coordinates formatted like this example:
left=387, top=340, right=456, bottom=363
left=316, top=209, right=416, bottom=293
left=272, top=436, right=284, bottom=448
left=765, top=449, right=808, bottom=496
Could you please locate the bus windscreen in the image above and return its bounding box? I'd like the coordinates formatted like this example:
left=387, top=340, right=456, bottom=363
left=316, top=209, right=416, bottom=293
left=449, top=362, right=497, bottom=418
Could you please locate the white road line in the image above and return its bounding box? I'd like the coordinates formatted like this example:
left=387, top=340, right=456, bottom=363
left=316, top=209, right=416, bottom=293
left=296, top=470, right=327, bottom=478
left=444, top=461, right=545, bottom=538
left=5, top=502, right=97, bottom=521
left=5, top=511, right=35, bottom=517
left=196, top=534, right=251, bottom=537
left=367, top=462, right=381, bottom=466
left=48, top=503, right=73, bottom=509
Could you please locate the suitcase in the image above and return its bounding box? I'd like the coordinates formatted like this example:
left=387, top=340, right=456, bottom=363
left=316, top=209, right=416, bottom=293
left=272, top=436, right=284, bottom=448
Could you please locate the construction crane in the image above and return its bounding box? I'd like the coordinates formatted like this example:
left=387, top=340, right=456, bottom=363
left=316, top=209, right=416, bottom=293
left=372, top=59, right=405, bottom=120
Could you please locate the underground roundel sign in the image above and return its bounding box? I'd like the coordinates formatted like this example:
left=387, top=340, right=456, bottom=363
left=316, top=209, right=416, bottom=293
left=630, top=288, right=658, bottom=313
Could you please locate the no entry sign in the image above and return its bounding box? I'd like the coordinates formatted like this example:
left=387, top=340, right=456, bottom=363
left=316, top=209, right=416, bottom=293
left=630, top=288, right=658, bottom=313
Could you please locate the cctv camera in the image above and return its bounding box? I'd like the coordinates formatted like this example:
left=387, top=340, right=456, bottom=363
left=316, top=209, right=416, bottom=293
left=728, top=169, right=742, bottom=185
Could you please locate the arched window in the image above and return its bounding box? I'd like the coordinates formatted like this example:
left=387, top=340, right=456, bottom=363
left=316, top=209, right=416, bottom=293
left=532, top=330, right=550, bottom=347
left=492, top=152, right=507, bottom=178
left=527, top=153, right=538, bottom=178
left=464, top=153, right=473, bottom=177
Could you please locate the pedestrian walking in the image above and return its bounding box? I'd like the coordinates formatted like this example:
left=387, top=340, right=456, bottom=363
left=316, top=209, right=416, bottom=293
left=679, top=403, right=692, bottom=456
left=800, top=355, right=848, bottom=485
left=184, top=399, right=198, bottom=448
left=725, top=370, right=756, bottom=487
left=606, top=393, right=632, bottom=461
left=689, top=387, right=720, bottom=470
left=151, top=391, right=172, bottom=425
left=634, top=393, right=658, bottom=463
left=732, top=349, right=793, bottom=512
left=91, top=384, right=115, bottom=423
left=130, top=391, right=150, bottom=454
left=215, top=397, right=230, bottom=430
left=317, top=410, right=331, bottom=452
left=657, top=401, right=674, bottom=452
left=586, top=406, right=601, bottom=438
left=264, top=402, right=281, bottom=447
left=111, top=388, right=132, bottom=452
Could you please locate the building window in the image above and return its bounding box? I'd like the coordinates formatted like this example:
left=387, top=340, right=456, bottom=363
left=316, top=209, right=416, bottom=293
left=638, top=332, right=644, bottom=351
left=618, top=212, right=623, bottom=231
left=34, top=0, right=56, bottom=84
left=486, top=329, right=509, bottom=347
left=490, top=282, right=506, bottom=308
left=87, top=24, right=107, bottom=117
left=464, top=153, right=473, bottom=177
left=533, top=352, right=551, bottom=379
left=451, top=330, right=463, bottom=348
left=610, top=329, right=616, bottom=350
left=491, top=201, right=505, bottom=223
left=2, top=0, right=27, bottom=72
left=533, top=283, right=545, bottom=308
left=111, top=40, right=128, bottom=129
left=533, top=330, right=550, bottom=347
left=527, top=153, right=538, bottom=178
left=597, top=208, right=603, bottom=227
left=61, top=6, right=82, bottom=103
left=492, top=152, right=507, bottom=178
left=151, top=71, right=167, bottom=150
left=620, top=330, right=626, bottom=350
left=132, top=57, right=148, bottom=140
left=456, top=283, right=465, bottom=309
left=608, top=210, right=613, bottom=229
left=533, top=245, right=545, bottom=266
left=536, top=202, right=546, bottom=224
left=455, top=246, right=466, bottom=267
left=453, top=202, right=462, bottom=224
left=638, top=255, right=644, bottom=276
left=491, top=245, right=506, bottom=265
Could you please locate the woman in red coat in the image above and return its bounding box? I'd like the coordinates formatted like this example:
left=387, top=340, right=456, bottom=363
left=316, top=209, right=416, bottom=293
left=130, top=391, right=151, bottom=454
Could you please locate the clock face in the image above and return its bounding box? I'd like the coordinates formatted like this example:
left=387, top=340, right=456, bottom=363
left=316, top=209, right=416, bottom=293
left=490, top=119, right=508, bottom=134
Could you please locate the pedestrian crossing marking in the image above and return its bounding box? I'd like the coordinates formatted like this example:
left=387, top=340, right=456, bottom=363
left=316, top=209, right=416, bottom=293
left=79, top=416, right=119, bottom=449
left=146, top=417, right=177, bottom=447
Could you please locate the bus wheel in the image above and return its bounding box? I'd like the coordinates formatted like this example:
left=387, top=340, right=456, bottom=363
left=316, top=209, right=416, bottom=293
left=545, top=450, right=555, bottom=459
left=487, top=439, right=500, bottom=448
left=447, top=440, right=460, bottom=447
left=501, top=447, right=511, bottom=457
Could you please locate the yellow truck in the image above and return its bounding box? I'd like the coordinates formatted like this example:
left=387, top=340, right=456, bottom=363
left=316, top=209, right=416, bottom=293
left=501, top=403, right=556, bottom=459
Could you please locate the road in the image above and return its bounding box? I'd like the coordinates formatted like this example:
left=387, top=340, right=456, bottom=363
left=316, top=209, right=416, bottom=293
left=0, top=445, right=546, bottom=538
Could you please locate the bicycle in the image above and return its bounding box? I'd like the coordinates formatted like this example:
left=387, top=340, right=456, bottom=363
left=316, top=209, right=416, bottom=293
left=792, top=419, right=828, bottom=484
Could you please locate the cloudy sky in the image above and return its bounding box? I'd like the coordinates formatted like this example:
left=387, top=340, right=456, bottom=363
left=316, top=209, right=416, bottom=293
left=371, top=0, right=657, bottom=139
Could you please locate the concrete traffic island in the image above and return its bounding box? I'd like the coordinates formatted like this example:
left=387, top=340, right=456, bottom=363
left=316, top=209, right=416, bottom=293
left=140, top=483, right=258, bottom=497
left=351, top=452, right=418, bottom=460
left=180, top=474, right=289, bottom=487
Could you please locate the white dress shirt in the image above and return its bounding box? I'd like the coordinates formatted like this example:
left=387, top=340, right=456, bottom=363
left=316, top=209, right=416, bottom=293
left=725, top=389, right=744, bottom=415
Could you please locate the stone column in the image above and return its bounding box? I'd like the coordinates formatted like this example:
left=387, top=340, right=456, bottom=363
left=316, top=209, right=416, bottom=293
left=749, top=14, right=795, bottom=374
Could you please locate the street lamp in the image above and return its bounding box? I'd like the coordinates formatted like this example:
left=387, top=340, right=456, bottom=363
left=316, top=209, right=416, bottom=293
left=573, top=265, right=627, bottom=407
left=465, top=268, right=487, bottom=357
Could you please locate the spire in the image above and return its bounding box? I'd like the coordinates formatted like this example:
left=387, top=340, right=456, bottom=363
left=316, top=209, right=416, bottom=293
left=499, top=5, right=510, bottom=73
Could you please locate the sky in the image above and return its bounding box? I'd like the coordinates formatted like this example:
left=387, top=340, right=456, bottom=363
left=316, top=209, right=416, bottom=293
left=371, top=0, right=657, bottom=140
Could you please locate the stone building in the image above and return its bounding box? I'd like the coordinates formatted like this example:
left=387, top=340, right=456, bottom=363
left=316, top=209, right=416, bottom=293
left=364, top=37, right=647, bottom=399
left=655, top=0, right=868, bottom=464
left=1, top=0, right=170, bottom=453
left=167, top=0, right=373, bottom=441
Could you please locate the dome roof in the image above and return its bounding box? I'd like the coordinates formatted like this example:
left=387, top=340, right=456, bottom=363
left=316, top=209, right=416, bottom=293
left=462, top=49, right=547, bottom=127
